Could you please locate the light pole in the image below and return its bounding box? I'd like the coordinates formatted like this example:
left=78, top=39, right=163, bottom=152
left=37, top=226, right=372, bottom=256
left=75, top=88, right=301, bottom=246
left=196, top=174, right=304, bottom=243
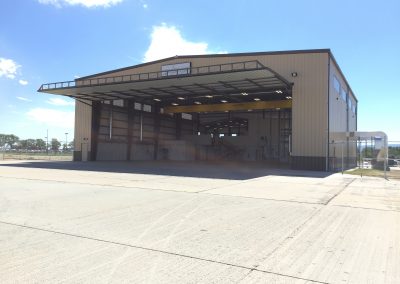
left=65, top=132, right=68, bottom=152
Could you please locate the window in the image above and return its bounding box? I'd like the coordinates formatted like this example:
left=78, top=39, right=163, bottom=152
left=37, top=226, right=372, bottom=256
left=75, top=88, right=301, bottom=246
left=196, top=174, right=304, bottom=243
left=182, top=113, right=192, bottom=120
left=113, top=100, right=124, bottom=107
left=161, top=62, right=191, bottom=77
left=333, top=76, right=340, bottom=94
left=143, top=104, right=151, bottom=112
left=348, top=98, right=352, bottom=110
left=134, top=102, right=141, bottom=110
left=340, top=87, right=347, bottom=102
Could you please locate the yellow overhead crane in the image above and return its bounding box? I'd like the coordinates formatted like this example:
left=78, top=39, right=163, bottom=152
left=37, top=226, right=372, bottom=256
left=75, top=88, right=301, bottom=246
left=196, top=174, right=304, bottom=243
left=164, top=99, right=292, bottom=113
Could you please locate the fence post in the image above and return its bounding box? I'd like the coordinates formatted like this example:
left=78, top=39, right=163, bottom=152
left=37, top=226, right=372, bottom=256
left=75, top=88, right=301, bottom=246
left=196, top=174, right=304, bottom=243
left=384, top=135, right=388, bottom=179
left=360, top=140, right=363, bottom=178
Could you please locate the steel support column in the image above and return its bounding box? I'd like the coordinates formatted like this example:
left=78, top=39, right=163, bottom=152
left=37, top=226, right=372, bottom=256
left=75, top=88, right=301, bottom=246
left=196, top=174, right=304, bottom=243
left=175, top=113, right=182, bottom=140
left=126, top=100, right=135, bottom=160
left=153, top=104, right=161, bottom=160
left=90, top=101, right=101, bottom=161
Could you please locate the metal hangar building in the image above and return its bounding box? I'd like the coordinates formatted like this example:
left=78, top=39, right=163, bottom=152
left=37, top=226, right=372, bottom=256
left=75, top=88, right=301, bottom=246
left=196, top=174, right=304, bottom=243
left=39, top=49, right=358, bottom=171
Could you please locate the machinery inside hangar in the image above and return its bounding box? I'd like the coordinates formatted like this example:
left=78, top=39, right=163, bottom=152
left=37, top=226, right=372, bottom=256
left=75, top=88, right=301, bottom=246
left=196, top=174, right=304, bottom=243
left=39, top=60, right=293, bottom=165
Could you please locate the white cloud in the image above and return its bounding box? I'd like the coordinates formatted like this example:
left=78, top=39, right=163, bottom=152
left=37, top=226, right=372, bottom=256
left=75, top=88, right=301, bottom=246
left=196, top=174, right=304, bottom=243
left=38, top=0, right=123, bottom=8
left=46, top=97, right=75, bottom=106
left=19, top=79, right=28, bottom=85
left=27, top=108, right=74, bottom=129
left=143, top=23, right=227, bottom=62
left=0, top=57, right=20, bottom=79
left=17, top=96, right=32, bottom=102
left=139, top=0, right=147, bottom=9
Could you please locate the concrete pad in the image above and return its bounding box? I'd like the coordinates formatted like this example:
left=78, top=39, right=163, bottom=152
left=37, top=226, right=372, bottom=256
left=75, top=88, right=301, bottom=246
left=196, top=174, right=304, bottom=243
left=0, top=176, right=320, bottom=269
left=331, top=176, right=400, bottom=211
left=206, top=175, right=355, bottom=204
left=0, top=223, right=251, bottom=283
left=240, top=270, right=314, bottom=284
left=1, top=161, right=399, bottom=283
left=114, top=176, right=238, bottom=193
left=258, top=206, right=400, bottom=284
left=0, top=163, right=238, bottom=193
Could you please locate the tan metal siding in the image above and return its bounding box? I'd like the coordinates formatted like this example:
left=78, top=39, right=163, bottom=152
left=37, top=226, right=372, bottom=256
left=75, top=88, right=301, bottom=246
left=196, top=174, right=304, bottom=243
left=329, top=58, right=357, bottom=138
left=348, top=90, right=357, bottom=132
left=74, top=100, right=92, bottom=152
left=256, top=54, right=328, bottom=157
left=330, top=63, right=346, bottom=134
left=328, top=57, right=357, bottom=167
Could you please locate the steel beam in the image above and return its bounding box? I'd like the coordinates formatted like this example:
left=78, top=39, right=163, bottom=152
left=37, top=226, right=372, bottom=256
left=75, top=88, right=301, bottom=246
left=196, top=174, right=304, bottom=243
left=164, top=100, right=292, bottom=113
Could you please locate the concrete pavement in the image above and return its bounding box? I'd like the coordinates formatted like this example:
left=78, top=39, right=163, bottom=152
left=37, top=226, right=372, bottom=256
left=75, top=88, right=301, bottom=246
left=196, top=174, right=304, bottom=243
left=0, top=160, right=399, bottom=283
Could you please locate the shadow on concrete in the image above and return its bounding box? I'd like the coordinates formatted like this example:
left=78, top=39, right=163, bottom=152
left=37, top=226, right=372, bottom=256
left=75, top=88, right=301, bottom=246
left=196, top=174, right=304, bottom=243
left=0, top=160, right=333, bottom=180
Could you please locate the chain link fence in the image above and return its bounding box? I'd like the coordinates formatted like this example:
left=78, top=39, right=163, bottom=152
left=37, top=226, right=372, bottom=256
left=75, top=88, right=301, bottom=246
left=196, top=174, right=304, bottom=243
left=330, top=138, right=400, bottom=179
left=0, top=149, right=72, bottom=161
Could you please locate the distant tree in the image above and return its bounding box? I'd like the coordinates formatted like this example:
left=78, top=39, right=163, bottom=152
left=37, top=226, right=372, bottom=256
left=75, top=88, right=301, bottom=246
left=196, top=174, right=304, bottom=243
left=0, top=134, right=19, bottom=149
left=18, top=140, right=28, bottom=150
left=389, top=146, right=400, bottom=159
left=16, top=139, right=37, bottom=150
left=362, top=147, right=375, bottom=159
left=26, top=139, right=36, bottom=150
left=68, top=139, right=74, bottom=150
left=51, top=138, right=61, bottom=152
left=9, top=134, right=19, bottom=148
left=35, top=139, right=46, bottom=151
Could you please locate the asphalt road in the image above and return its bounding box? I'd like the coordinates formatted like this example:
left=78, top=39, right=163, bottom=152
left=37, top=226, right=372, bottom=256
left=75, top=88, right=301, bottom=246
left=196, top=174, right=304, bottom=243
left=0, top=160, right=399, bottom=283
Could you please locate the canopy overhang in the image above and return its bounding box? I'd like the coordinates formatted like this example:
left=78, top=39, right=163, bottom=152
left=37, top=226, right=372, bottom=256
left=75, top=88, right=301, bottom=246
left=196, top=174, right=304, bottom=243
left=38, top=60, right=293, bottom=109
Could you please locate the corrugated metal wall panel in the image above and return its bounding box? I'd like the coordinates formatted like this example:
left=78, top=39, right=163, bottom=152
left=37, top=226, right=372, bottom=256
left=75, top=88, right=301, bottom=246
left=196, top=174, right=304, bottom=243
left=348, top=90, right=357, bottom=132
left=256, top=54, right=328, bottom=157
left=329, top=59, right=349, bottom=134
left=328, top=57, right=358, bottom=168
left=74, top=100, right=92, bottom=152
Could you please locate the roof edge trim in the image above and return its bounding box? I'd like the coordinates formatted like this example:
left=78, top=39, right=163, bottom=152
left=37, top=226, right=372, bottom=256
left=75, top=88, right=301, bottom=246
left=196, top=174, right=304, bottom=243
left=328, top=51, right=357, bottom=102
left=78, top=49, right=331, bottom=80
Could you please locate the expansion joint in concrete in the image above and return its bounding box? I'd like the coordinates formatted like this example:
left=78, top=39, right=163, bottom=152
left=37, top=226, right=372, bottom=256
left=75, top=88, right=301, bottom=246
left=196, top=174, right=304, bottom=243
left=0, top=220, right=327, bottom=284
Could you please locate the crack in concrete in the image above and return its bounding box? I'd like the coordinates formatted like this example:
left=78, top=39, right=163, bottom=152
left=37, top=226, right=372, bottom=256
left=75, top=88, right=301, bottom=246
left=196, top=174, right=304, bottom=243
left=0, top=175, right=325, bottom=206
left=332, top=204, right=400, bottom=213
left=323, top=178, right=356, bottom=205
left=0, top=220, right=327, bottom=284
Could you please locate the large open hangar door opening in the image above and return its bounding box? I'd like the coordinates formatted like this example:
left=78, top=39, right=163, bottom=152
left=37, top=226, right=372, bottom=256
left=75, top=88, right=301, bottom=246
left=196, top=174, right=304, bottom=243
left=169, top=108, right=292, bottom=164
left=39, top=60, right=293, bottom=166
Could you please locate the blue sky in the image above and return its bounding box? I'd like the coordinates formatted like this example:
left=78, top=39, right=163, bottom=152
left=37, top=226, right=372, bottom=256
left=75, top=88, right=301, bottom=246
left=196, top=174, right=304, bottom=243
left=0, top=0, right=399, bottom=143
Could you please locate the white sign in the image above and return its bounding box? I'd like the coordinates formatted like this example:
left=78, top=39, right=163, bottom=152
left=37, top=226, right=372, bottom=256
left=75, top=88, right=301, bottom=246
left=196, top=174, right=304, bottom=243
left=161, top=62, right=191, bottom=77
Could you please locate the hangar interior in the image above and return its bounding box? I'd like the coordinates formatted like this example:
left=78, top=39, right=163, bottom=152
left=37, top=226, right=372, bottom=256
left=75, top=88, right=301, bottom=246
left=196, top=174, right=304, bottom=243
left=95, top=102, right=292, bottom=163
left=40, top=60, right=293, bottom=165
left=88, top=60, right=293, bottom=164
